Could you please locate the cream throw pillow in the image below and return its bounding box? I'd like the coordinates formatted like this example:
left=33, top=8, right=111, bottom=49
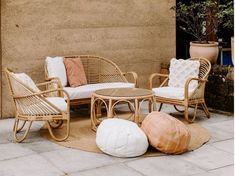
left=168, top=58, right=200, bottom=90
left=46, top=56, right=67, bottom=87
left=14, top=73, right=40, bottom=92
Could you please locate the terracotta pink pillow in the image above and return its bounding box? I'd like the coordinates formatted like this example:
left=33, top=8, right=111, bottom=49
left=141, top=111, right=191, bottom=154
left=64, top=58, right=87, bottom=87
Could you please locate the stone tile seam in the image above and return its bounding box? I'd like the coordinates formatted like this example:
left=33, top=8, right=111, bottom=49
left=65, top=159, right=144, bottom=175
left=30, top=147, right=65, bottom=154
left=121, top=163, right=147, bottom=176
left=209, top=138, right=234, bottom=144
left=207, top=164, right=234, bottom=172
left=189, top=171, right=220, bottom=176
left=0, top=152, right=36, bottom=162
left=178, top=155, right=234, bottom=173
left=208, top=145, right=234, bottom=154
left=209, top=137, right=234, bottom=143
left=38, top=152, right=68, bottom=175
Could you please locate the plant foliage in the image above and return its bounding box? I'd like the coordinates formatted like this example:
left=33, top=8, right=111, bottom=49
left=171, top=0, right=234, bottom=43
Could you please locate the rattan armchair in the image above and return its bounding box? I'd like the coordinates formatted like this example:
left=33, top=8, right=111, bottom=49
left=5, top=68, right=70, bottom=142
left=149, top=58, right=211, bottom=122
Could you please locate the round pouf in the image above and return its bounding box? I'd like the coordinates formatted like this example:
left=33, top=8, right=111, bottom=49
left=96, top=118, right=149, bottom=157
left=141, top=111, right=191, bottom=154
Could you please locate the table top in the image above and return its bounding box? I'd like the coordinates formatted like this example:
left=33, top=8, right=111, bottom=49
left=94, top=88, right=154, bottom=98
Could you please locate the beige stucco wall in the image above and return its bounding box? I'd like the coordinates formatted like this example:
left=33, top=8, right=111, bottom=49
left=1, top=0, right=176, bottom=118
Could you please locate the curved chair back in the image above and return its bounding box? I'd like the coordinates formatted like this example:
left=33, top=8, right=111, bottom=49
left=5, top=68, right=62, bottom=116
left=45, top=55, right=128, bottom=85
left=190, top=57, right=211, bottom=80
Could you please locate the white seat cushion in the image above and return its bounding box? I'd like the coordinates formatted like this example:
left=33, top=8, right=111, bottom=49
left=168, top=58, right=200, bottom=90
left=64, top=82, right=135, bottom=100
left=46, top=97, right=67, bottom=112
left=153, top=87, right=194, bottom=100
left=46, top=56, right=67, bottom=87
left=96, top=118, right=149, bottom=157
left=14, top=73, right=40, bottom=92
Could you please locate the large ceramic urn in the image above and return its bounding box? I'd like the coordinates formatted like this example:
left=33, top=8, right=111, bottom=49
left=189, top=41, right=219, bottom=64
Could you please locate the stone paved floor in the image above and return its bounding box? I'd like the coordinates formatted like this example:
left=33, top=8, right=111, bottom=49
left=0, top=104, right=233, bottom=176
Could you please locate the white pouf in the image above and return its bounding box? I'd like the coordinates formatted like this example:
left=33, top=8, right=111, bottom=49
left=96, top=118, right=149, bottom=157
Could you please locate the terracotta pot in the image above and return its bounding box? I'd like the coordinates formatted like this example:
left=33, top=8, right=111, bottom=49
left=189, top=41, right=219, bottom=64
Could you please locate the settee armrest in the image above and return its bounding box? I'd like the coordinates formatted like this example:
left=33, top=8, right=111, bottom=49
left=149, top=73, right=169, bottom=89
left=36, top=79, right=61, bottom=88
left=122, top=71, right=138, bottom=88
left=41, top=77, right=64, bottom=97
left=44, top=77, right=63, bottom=87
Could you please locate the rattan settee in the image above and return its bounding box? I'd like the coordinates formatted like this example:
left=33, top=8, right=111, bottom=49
left=45, top=55, right=138, bottom=108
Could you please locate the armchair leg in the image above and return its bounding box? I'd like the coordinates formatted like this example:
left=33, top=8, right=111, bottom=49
left=148, top=100, right=152, bottom=113
left=191, top=104, right=198, bottom=122
left=46, top=118, right=70, bottom=142
left=13, top=119, right=32, bottom=143
left=174, top=105, right=185, bottom=113
left=201, top=102, right=210, bottom=118
left=184, top=105, right=190, bottom=123
left=48, top=120, right=64, bottom=129
left=158, top=103, right=163, bottom=111
left=16, top=120, right=27, bottom=133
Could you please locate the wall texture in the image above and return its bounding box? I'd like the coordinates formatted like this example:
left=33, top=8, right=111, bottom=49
left=1, top=0, right=176, bottom=118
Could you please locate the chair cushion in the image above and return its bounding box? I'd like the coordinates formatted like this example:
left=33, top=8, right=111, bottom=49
left=64, top=82, right=135, bottom=100
left=46, top=97, right=67, bottom=112
left=64, top=58, right=87, bottom=87
left=153, top=87, right=194, bottom=100
left=46, top=56, right=67, bottom=87
left=168, top=58, right=200, bottom=90
left=96, top=118, right=148, bottom=157
left=141, top=111, right=191, bottom=154
left=14, top=73, right=40, bottom=92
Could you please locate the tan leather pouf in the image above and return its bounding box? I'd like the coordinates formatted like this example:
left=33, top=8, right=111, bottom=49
left=141, top=111, right=191, bottom=154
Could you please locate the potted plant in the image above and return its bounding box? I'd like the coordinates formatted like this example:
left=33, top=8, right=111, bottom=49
left=219, top=0, right=234, bottom=64
left=171, top=0, right=233, bottom=64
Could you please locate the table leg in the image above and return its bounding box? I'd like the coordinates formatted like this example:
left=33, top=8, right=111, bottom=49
left=107, top=99, right=114, bottom=118
left=90, top=95, right=97, bottom=131
left=134, top=99, right=139, bottom=124
left=96, top=100, right=102, bottom=118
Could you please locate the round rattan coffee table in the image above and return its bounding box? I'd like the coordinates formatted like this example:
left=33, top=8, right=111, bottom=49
left=90, top=88, right=156, bottom=131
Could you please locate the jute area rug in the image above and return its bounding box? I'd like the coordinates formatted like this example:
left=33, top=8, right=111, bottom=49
left=40, top=113, right=210, bottom=157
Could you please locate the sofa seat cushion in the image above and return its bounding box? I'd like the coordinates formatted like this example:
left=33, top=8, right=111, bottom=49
left=96, top=118, right=149, bottom=157
left=46, top=97, right=67, bottom=112
left=153, top=87, right=194, bottom=100
left=64, top=82, right=135, bottom=100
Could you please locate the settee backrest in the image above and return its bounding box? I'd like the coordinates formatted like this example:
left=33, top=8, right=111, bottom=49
left=45, top=55, right=128, bottom=85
